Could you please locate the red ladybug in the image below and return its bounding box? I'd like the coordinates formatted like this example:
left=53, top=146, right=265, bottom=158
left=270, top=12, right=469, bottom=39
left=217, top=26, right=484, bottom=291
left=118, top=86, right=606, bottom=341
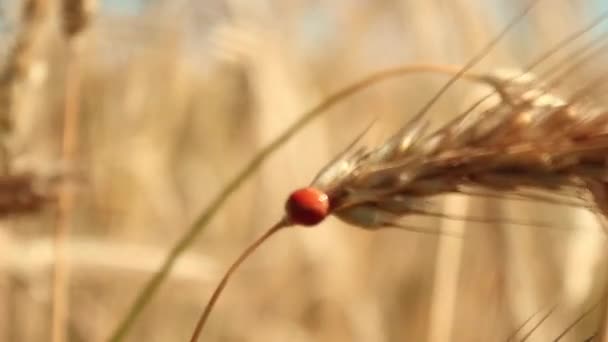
left=285, top=187, right=330, bottom=226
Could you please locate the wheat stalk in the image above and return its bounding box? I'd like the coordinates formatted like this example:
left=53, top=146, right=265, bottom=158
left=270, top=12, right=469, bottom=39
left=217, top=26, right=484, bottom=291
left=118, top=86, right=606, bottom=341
left=0, top=0, right=50, bottom=162
left=0, top=0, right=52, bottom=216
left=186, top=1, right=545, bottom=340
left=52, top=1, right=95, bottom=341
left=184, top=0, right=608, bottom=340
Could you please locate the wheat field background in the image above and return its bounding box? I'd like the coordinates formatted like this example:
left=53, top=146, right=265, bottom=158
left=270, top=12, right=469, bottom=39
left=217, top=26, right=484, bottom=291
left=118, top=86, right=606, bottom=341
left=0, top=0, right=607, bottom=341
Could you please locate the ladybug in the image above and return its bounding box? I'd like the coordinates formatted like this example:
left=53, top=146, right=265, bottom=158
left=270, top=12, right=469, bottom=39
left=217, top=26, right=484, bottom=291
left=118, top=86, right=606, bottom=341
left=285, top=187, right=330, bottom=226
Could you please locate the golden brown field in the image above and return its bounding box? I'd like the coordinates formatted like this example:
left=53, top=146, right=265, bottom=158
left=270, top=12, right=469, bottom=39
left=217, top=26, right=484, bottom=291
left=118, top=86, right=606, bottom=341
left=1, top=0, right=607, bottom=341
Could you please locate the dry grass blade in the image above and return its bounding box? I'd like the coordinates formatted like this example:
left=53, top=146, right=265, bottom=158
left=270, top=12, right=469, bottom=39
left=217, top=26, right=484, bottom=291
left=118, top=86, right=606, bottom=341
left=519, top=304, right=558, bottom=341
left=553, top=300, right=603, bottom=341
left=505, top=304, right=550, bottom=342
left=188, top=219, right=290, bottom=342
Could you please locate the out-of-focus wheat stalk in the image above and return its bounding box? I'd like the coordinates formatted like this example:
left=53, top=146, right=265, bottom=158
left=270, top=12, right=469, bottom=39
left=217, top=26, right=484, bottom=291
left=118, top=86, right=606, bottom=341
left=52, top=1, right=95, bottom=341
left=428, top=196, right=469, bottom=342
left=0, top=0, right=50, bottom=166
left=1, top=236, right=220, bottom=283
left=0, top=1, right=53, bottom=341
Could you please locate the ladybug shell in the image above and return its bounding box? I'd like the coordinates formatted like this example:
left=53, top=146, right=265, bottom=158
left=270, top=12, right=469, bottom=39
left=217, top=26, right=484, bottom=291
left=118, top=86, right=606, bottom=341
left=285, top=187, right=330, bottom=226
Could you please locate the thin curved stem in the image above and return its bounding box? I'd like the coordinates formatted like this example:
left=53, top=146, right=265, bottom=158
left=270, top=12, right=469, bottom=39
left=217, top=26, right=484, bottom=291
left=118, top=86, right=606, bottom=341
left=553, top=300, right=601, bottom=341
left=505, top=304, right=547, bottom=342
left=520, top=305, right=558, bottom=342
left=189, top=219, right=291, bottom=342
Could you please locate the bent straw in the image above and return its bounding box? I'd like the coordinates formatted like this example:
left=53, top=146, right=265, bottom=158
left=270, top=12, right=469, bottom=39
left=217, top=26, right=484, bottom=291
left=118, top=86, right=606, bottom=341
left=189, top=218, right=291, bottom=342
left=108, top=63, right=474, bottom=341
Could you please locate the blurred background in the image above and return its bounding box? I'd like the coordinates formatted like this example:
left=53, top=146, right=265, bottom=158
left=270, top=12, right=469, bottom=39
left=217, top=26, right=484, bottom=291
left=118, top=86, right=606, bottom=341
left=0, top=0, right=608, bottom=341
